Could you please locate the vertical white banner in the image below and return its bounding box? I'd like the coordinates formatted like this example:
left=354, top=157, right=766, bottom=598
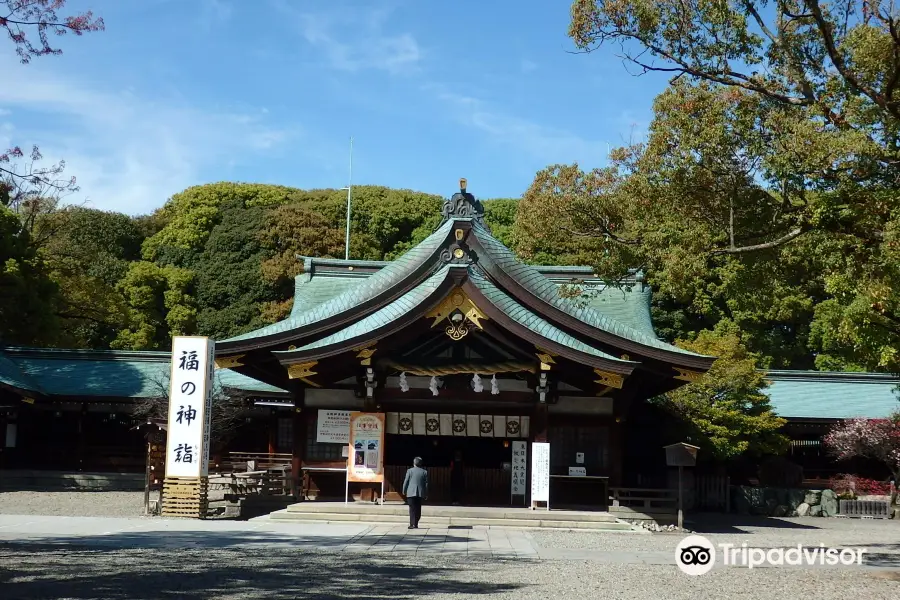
left=165, top=336, right=215, bottom=478
left=439, top=413, right=453, bottom=436
left=426, top=413, right=440, bottom=435
left=494, top=415, right=507, bottom=438
left=531, top=442, right=550, bottom=503
left=452, top=414, right=467, bottom=436
left=412, top=413, right=427, bottom=435
left=511, top=440, right=527, bottom=496
left=385, top=412, right=399, bottom=435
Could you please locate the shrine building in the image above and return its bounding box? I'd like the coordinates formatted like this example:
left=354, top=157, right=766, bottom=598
left=211, top=180, right=717, bottom=505
left=2, top=181, right=896, bottom=502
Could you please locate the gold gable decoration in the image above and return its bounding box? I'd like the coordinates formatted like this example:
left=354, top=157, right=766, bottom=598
left=214, top=354, right=245, bottom=369
left=354, top=345, right=377, bottom=366
left=593, top=369, right=625, bottom=389
left=674, top=368, right=703, bottom=382
left=425, top=288, right=488, bottom=341
left=286, top=361, right=321, bottom=387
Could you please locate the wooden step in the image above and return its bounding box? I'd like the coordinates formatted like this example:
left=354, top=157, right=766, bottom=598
left=268, top=509, right=635, bottom=531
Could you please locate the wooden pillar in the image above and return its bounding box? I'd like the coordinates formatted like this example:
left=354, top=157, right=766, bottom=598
left=532, top=402, right=548, bottom=443
left=267, top=409, right=277, bottom=455
left=291, top=388, right=306, bottom=499
left=609, top=395, right=632, bottom=488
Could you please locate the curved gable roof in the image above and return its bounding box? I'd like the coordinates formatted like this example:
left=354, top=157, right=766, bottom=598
left=220, top=219, right=455, bottom=346
left=470, top=222, right=706, bottom=360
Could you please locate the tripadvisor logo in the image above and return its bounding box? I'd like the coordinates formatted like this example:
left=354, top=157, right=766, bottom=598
left=676, top=535, right=716, bottom=575
left=675, top=535, right=867, bottom=574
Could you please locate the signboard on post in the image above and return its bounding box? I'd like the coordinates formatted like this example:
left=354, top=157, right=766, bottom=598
left=316, top=410, right=351, bottom=443
left=347, top=413, right=385, bottom=483
left=165, top=336, right=214, bottom=478
left=511, top=440, right=527, bottom=498
left=346, top=412, right=385, bottom=504
left=531, top=442, right=550, bottom=509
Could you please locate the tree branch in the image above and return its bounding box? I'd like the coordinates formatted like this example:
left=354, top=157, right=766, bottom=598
left=709, top=226, right=808, bottom=254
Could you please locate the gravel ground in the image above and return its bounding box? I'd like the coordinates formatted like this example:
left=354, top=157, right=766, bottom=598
left=0, top=491, right=148, bottom=518
left=534, top=516, right=900, bottom=553
left=0, top=545, right=897, bottom=599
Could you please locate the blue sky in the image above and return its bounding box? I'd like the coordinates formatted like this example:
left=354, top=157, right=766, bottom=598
left=1, top=0, right=671, bottom=215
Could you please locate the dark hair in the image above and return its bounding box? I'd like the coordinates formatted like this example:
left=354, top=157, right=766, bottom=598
left=413, top=456, right=423, bottom=467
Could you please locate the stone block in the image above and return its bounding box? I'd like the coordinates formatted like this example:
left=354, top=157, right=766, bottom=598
left=787, top=489, right=806, bottom=509
left=820, top=489, right=839, bottom=517
left=804, top=490, right=822, bottom=506
left=796, top=502, right=810, bottom=517
left=810, top=504, right=823, bottom=517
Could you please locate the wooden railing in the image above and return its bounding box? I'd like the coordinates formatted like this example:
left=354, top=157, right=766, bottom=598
left=215, top=452, right=292, bottom=473
left=209, top=468, right=291, bottom=497
left=609, top=487, right=677, bottom=513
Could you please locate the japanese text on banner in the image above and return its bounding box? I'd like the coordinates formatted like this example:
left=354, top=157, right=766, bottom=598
left=165, top=337, right=214, bottom=478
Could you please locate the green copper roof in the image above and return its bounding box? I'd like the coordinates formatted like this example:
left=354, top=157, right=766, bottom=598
left=468, top=269, right=633, bottom=364
left=284, top=264, right=654, bottom=335
left=765, top=371, right=900, bottom=419
left=471, top=222, right=702, bottom=357
left=0, top=350, right=42, bottom=394
left=279, top=266, right=455, bottom=354
left=224, top=219, right=455, bottom=343
left=0, top=347, right=286, bottom=398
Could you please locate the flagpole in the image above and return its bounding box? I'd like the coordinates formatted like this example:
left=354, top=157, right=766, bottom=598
left=344, top=137, right=353, bottom=260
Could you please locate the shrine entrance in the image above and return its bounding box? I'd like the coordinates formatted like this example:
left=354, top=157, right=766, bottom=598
left=383, top=433, right=516, bottom=505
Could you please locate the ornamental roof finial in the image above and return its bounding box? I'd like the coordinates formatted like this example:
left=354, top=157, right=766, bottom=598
left=440, top=177, right=485, bottom=227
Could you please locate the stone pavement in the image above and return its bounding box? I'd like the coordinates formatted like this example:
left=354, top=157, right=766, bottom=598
left=0, top=514, right=894, bottom=571
left=0, top=514, right=542, bottom=558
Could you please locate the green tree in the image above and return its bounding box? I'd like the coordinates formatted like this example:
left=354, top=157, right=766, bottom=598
left=565, top=0, right=900, bottom=371
left=193, top=199, right=282, bottom=340
left=483, top=198, right=519, bottom=250
left=141, top=182, right=299, bottom=261
left=112, top=261, right=196, bottom=350
left=33, top=207, right=143, bottom=348
left=0, top=205, right=58, bottom=344
left=655, top=327, right=789, bottom=460
left=517, top=83, right=831, bottom=367
left=258, top=203, right=347, bottom=322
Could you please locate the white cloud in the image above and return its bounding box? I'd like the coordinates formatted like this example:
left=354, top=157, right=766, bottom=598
left=0, top=56, right=293, bottom=215
left=429, top=86, right=607, bottom=166
left=278, top=2, right=422, bottom=75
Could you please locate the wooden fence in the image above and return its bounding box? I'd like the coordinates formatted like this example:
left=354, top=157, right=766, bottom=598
left=694, top=475, right=730, bottom=511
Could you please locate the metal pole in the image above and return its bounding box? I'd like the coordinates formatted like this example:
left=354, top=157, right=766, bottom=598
left=678, top=465, right=684, bottom=529
left=144, top=440, right=151, bottom=515
left=344, top=137, right=353, bottom=260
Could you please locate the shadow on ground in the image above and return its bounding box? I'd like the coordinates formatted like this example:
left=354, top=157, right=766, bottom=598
left=0, top=531, right=521, bottom=599
left=687, top=514, right=827, bottom=534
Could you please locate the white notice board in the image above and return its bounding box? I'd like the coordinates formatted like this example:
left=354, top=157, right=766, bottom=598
left=316, top=410, right=351, bottom=443
left=531, top=442, right=550, bottom=506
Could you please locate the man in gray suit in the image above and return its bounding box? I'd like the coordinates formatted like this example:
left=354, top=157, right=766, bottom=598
left=402, top=457, right=428, bottom=529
